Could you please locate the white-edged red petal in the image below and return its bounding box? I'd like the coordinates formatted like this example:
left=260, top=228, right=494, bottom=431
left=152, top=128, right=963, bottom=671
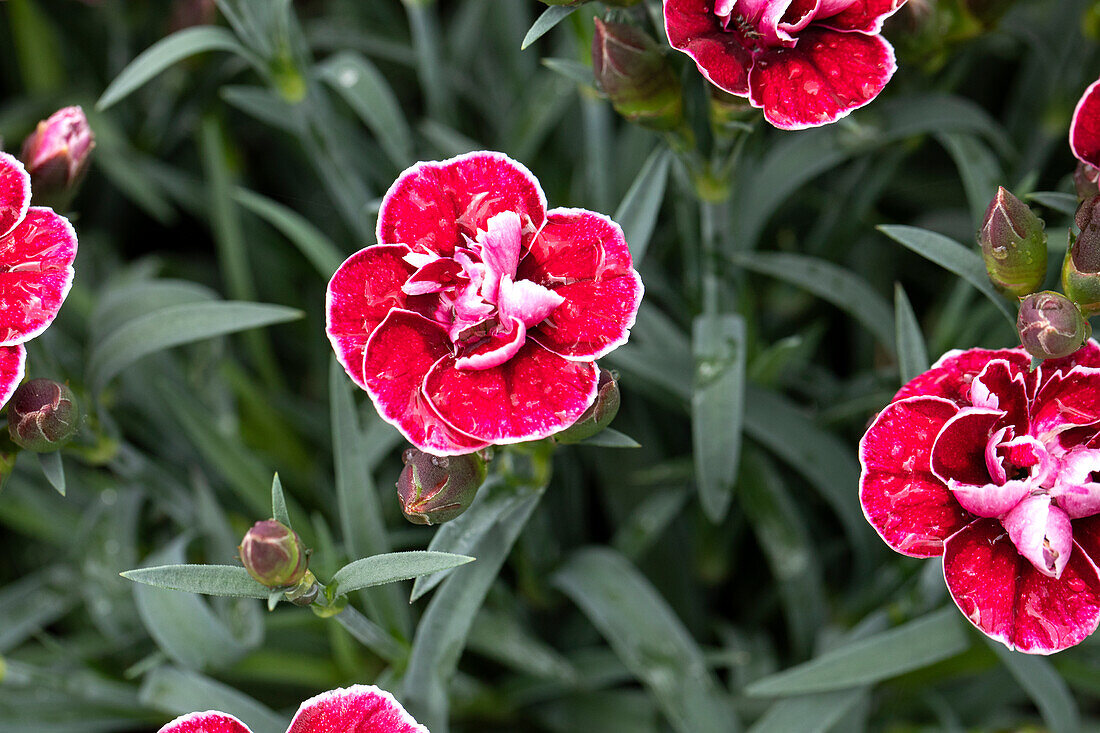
left=818, top=0, right=904, bottom=33
left=1072, top=78, right=1100, bottom=169
left=664, top=0, right=753, bottom=96
left=157, top=712, right=252, bottom=733
left=0, top=152, right=30, bottom=240
left=287, top=685, right=427, bottom=733
left=0, top=345, right=25, bottom=410
left=424, top=341, right=599, bottom=444
left=748, top=27, right=897, bottom=130
left=0, top=207, right=77, bottom=344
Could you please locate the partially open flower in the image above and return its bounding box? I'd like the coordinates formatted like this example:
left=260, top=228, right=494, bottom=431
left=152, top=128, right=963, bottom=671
left=239, top=520, right=308, bottom=588
left=860, top=343, right=1100, bottom=653
left=326, top=152, right=643, bottom=456
left=1017, top=291, right=1090, bottom=361
left=978, top=186, right=1047, bottom=298
left=7, top=379, right=79, bottom=452
left=397, top=447, right=487, bottom=525
left=664, top=0, right=906, bottom=129
left=592, top=18, right=683, bottom=131
left=157, top=685, right=426, bottom=733
left=20, top=106, right=94, bottom=206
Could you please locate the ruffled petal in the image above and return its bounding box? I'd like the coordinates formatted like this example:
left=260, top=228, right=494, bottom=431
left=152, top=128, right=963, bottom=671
left=454, top=317, right=526, bottom=370
left=0, top=207, right=77, bottom=345
left=1003, top=494, right=1074, bottom=578
left=424, top=341, right=599, bottom=444
left=930, top=407, right=1002, bottom=488
left=664, top=0, right=753, bottom=96
left=363, top=309, right=489, bottom=456
left=818, top=0, right=905, bottom=33
left=1072, top=78, right=1100, bottom=169
left=0, top=345, right=25, bottom=410
left=519, top=209, right=643, bottom=360
left=288, top=685, right=428, bottom=733
left=970, top=360, right=1029, bottom=436
left=478, top=211, right=523, bottom=303
left=497, top=276, right=563, bottom=329
left=0, top=152, right=30, bottom=240
left=895, top=348, right=1028, bottom=403
left=950, top=479, right=1029, bottom=519
left=157, top=712, right=252, bottom=733
left=748, top=27, right=897, bottom=130
left=402, top=257, right=463, bottom=297
left=859, top=396, right=971, bottom=557
left=944, top=518, right=1100, bottom=654
left=1031, top=367, right=1100, bottom=443
left=377, top=152, right=546, bottom=257
left=1052, top=448, right=1100, bottom=519
left=326, top=245, right=418, bottom=390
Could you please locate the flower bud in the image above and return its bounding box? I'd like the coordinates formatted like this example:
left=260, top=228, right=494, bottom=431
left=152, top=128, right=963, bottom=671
left=555, top=369, right=621, bottom=443
left=978, top=186, right=1048, bottom=298
left=397, top=448, right=486, bottom=525
left=1063, top=195, right=1100, bottom=315
left=1075, top=162, right=1100, bottom=201
left=7, top=379, right=79, bottom=452
left=1017, top=291, right=1090, bottom=360
left=239, top=520, right=308, bottom=588
left=20, top=106, right=94, bottom=207
left=592, top=18, right=682, bottom=131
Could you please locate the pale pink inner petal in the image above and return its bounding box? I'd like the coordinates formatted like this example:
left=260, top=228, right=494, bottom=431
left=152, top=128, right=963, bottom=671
left=477, top=211, right=523, bottom=303
left=454, top=317, right=526, bottom=370
left=498, top=275, right=564, bottom=329
left=1052, top=447, right=1100, bottom=518
left=1003, top=494, right=1074, bottom=579
left=984, top=426, right=1011, bottom=485
left=949, top=478, right=1030, bottom=519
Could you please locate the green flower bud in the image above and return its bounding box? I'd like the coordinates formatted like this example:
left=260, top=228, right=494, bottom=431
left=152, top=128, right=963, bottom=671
left=1062, top=195, right=1100, bottom=315
left=555, top=369, right=621, bottom=443
left=1017, top=291, right=1091, bottom=360
left=978, top=187, right=1048, bottom=298
left=7, top=379, right=79, bottom=452
left=397, top=448, right=487, bottom=525
left=239, top=520, right=309, bottom=588
left=592, top=18, right=682, bottom=131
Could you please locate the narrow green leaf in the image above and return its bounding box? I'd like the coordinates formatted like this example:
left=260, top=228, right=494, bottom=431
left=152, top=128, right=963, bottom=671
left=541, top=57, right=596, bottom=88
left=692, top=313, right=745, bottom=522
left=319, top=52, right=415, bottom=171
left=936, top=132, right=1004, bottom=227
left=468, top=608, right=578, bottom=683
left=878, top=225, right=1015, bottom=324
left=333, top=606, right=407, bottom=663
left=553, top=548, right=737, bottom=733
left=90, top=279, right=218, bottom=344
left=745, top=607, right=969, bottom=696
left=220, top=85, right=304, bottom=135
left=122, top=564, right=270, bottom=599
left=270, top=474, right=290, bottom=528
left=234, top=187, right=345, bottom=277
left=747, top=689, right=867, bottom=733
left=729, top=252, right=895, bottom=350
left=578, top=428, right=642, bottom=448
left=98, top=27, right=254, bottom=110
left=894, top=283, right=929, bottom=384
left=989, top=642, right=1079, bottom=733
left=89, top=301, right=302, bottom=390
left=612, top=488, right=689, bottom=561
left=36, top=453, right=65, bottom=497
left=521, top=6, right=577, bottom=50
left=331, top=552, right=475, bottom=595
left=139, top=666, right=287, bottom=733
left=615, top=148, right=672, bottom=263
left=1028, top=191, right=1079, bottom=217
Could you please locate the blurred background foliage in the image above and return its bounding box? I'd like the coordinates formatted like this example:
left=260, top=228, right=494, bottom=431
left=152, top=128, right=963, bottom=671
left=1, top=0, right=1099, bottom=731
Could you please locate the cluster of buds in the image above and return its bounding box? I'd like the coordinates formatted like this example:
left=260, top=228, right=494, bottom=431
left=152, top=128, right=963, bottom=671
left=7, top=379, right=79, bottom=453
left=20, top=106, right=94, bottom=210
left=591, top=18, right=682, bottom=132
left=397, top=448, right=487, bottom=525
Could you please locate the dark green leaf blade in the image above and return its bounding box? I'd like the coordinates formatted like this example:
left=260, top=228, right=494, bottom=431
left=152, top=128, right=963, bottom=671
left=894, top=283, right=929, bottom=384
left=522, top=6, right=577, bottom=50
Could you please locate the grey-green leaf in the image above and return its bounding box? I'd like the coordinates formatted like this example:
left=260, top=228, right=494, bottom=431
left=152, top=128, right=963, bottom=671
left=234, top=187, right=345, bottom=277
left=331, top=551, right=475, bottom=595
left=990, top=641, right=1079, bottom=733
left=522, top=6, right=577, bottom=50
left=37, top=452, right=65, bottom=496
left=270, top=474, right=290, bottom=528
left=615, top=148, right=672, bottom=263
left=747, top=688, right=867, bottom=733
left=122, top=564, right=270, bottom=599
left=894, top=283, right=929, bottom=384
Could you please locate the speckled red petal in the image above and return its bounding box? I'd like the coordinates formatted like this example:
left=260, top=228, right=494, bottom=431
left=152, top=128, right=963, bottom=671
left=287, top=685, right=428, bottom=733
left=1031, top=368, right=1100, bottom=440
left=664, top=0, right=752, bottom=95
left=362, top=309, right=488, bottom=456
left=0, top=345, right=26, bottom=410
left=1072, top=79, right=1100, bottom=168
left=157, top=712, right=252, bottom=733
left=0, top=152, right=30, bottom=240
left=894, top=348, right=1028, bottom=403
left=944, top=518, right=1100, bottom=654
left=377, top=152, right=547, bottom=257
left=519, top=209, right=642, bottom=360
left=424, top=341, right=598, bottom=444
left=859, top=396, right=972, bottom=557
left=970, top=360, right=1029, bottom=436
left=748, top=28, right=896, bottom=130
left=930, top=408, right=1001, bottom=488
left=0, top=207, right=77, bottom=345
left=326, top=245, right=418, bottom=390
left=819, top=0, right=904, bottom=33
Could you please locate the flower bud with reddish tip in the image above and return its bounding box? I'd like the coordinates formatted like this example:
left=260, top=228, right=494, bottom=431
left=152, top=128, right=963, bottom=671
left=1076, top=162, right=1100, bottom=201
left=978, top=186, right=1048, bottom=298
left=592, top=18, right=682, bottom=132
left=1017, top=291, right=1091, bottom=360
left=7, top=379, right=79, bottom=453
left=20, top=106, right=94, bottom=206
left=555, top=369, right=620, bottom=443
left=397, top=448, right=486, bottom=525
left=239, top=520, right=308, bottom=588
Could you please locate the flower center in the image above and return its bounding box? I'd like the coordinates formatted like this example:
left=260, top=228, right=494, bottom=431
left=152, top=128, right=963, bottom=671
left=401, top=211, right=563, bottom=371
